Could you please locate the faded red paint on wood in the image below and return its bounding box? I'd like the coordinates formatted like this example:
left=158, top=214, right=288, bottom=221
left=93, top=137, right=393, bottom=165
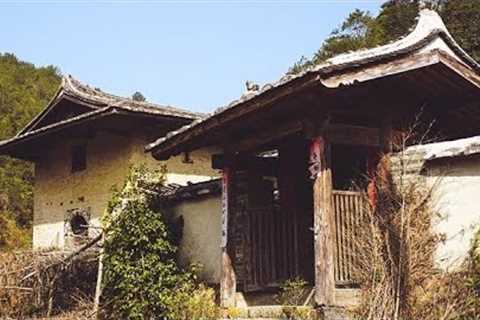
left=366, top=150, right=379, bottom=209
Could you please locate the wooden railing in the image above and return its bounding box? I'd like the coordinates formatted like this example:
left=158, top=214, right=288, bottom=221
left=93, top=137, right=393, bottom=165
left=332, top=190, right=365, bottom=285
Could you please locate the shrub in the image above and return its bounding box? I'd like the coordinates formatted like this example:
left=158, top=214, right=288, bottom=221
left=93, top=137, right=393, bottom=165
left=166, top=283, right=219, bottom=320
left=406, top=228, right=480, bottom=319
left=277, top=277, right=309, bottom=306
left=352, top=141, right=480, bottom=319
left=0, top=250, right=98, bottom=318
left=101, top=166, right=219, bottom=319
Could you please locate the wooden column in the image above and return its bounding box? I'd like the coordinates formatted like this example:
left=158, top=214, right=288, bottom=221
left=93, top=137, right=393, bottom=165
left=309, top=136, right=335, bottom=307
left=380, top=116, right=393, bottom=153
left=220, top=165, right=237, bottom=307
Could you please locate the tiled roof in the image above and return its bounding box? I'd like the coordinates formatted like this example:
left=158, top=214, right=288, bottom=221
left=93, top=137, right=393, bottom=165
left=18, top=75, right=205, bottom=136
left=158, top=179, right=221, bottom=204
left=0, top=107, right=115, bottom=149
left=146, top=9, right=480, bottom=154
left=405, top=135, right=480, bottom=161
left=62, top=75, right=205, bottom=120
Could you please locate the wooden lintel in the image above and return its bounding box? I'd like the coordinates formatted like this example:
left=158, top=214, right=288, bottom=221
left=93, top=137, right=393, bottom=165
left=221, top=122, right=382, bottom=157
left=326, top=124, right=380, bottom=147
left=310, top=136, right=335, bottom=307
left=212, top=153, right=278, bottom=174
left=305, top=120, right=381, bottom=147
left=229, top=120, right=304, bottom=153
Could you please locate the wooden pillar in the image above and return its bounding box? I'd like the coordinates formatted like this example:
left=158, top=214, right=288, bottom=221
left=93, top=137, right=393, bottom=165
left=220, top=165, right=237, bottom=307
left=380, top=116, right=393, bottom=153
left=309, top=136, right=335, bottom=307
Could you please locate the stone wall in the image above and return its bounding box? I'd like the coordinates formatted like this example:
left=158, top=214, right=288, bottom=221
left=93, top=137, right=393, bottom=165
left=33, top=131, right=219, bottom=249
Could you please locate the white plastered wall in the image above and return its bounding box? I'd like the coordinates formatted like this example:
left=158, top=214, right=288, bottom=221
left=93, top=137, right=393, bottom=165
left=33, top=131, right=219, bottom=249
left=424, top=156, right=480, bottom=269
left=167, top=196, right=222, bottom=284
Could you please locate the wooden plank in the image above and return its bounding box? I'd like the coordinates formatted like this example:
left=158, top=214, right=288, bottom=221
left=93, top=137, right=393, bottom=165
left=326, top=124, right=380, bottom=147
left=322, top=50, right=441, bottom=88
left=347, top=195, right=354, bottom=280
left=220, top=167, right=236, bottom=307
left=335, top=194, right=341, bottom=282
left=269, top=207, right=277, bottom=282
left=251, top=208, right=257, bottom=289
left=246, top=194, right=253, bottom=289
left=233, top=120, right=304, bottom=153
left=310, top=136, right=335, bottom=306
left=258, top=209, right=263, bottom=286
left=438, top=50, right=480, bottom=89
left=339, top=194, right=346, bottom=282
left=337, top=193, right=344, bottom=283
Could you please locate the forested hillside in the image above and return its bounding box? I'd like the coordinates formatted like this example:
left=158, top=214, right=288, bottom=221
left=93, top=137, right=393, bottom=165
left=1, top=0, right=479, bottom=251
left=289, top=0, right=480, bottom=74
left=0, top=53, right=60, bottom=249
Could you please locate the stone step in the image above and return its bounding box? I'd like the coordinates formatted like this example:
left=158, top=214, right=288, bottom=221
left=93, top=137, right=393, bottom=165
left=221, top=305, right=352, bottom=320
left=222, top=305, right=314, bottom=319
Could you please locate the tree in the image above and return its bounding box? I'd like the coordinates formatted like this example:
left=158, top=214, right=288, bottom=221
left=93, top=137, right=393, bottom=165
left=441, top=0, right=480, bottom=62
left=131, top=91, right=146, bottom=102
left=288, top=0, right=480, bottom=74
left=0, top=53, right=60, bottom=250
left=314, top=9, right=378, bottom=63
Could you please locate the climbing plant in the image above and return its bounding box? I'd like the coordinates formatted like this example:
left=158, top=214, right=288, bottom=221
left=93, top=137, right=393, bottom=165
left=101, top=166, right=218, bottom=320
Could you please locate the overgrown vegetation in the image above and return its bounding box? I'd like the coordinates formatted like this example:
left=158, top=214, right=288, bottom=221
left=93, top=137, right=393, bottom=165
left=289, top=0, right=480, bottom=74
left=0, top=53, right=60, bottom=250
left=351, top=126, right=480, bottom=320
left=0, top=249, right=98, bottom=319
left=0, top=166, right=220, bottom=319
left=101, top=166, right=219, bottom=320
left=276, top=277, right=315, bottom=320
left=277, top=277, right=310, bottom=306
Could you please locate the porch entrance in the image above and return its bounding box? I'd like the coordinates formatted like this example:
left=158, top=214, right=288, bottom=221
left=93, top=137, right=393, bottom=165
left=227, top=135, right=370, bottom=294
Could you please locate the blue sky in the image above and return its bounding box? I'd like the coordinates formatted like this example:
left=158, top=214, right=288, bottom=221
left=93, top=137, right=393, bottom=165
left=0, top=1, right=382, bottom=112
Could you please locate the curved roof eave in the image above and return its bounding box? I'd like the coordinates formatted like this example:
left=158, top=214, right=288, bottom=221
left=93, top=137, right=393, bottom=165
left=17, top=75, right=205, bottom=137
left=146, top=9, right=480, bottom=157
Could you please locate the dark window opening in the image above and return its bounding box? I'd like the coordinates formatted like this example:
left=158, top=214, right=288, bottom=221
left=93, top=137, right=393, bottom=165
left=71, top=144, right=87, bottom=172
left=70, top=214, right=88, bottom=236
left=182, top=151, right=193, bottom=164
left=332, top=145, right=371, bottom=190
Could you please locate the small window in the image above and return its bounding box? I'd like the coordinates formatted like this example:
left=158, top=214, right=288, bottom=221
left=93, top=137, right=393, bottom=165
left=70, top=214, right=88, bottom=236
left=182, top=151, right=193, bottom=164
left=71, top=144, right=87, bottom=173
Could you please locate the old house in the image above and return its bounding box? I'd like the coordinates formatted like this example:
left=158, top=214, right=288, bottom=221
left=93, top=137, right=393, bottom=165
left=1, top=6, right=480, bottom=315
left=147, top=9, right=480, bottom=310
left=0, top=75, right=218, bottom=249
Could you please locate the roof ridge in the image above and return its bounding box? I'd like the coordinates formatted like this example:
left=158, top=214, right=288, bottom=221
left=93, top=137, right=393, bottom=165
left=62, top=74, right=206, bottom=119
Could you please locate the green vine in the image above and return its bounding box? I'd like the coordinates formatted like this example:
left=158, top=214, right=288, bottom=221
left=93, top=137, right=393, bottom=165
left=101, top=165, right=218, bottom=319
